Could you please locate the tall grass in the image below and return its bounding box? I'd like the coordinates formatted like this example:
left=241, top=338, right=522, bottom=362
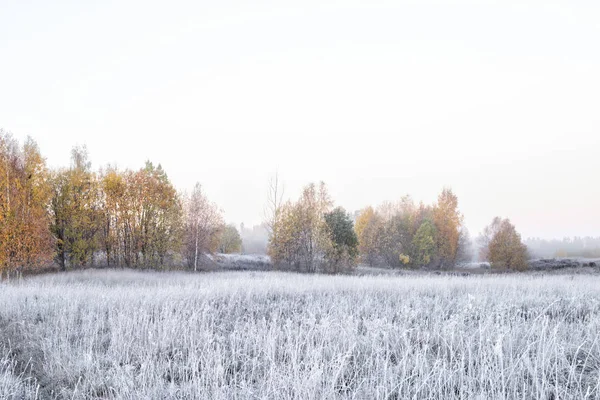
left=1, top=270, right=600, bottom=399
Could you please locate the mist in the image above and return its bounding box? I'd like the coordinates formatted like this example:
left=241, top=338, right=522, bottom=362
left=1, top=0, right=599, bottom=240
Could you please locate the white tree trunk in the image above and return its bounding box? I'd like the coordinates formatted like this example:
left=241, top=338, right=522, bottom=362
left=194, top=223, right=199, bottom=272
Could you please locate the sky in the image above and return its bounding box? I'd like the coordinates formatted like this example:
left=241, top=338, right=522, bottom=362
left=1, top=0, right=599, bottom=240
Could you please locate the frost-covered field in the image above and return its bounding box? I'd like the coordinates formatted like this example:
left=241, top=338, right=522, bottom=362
left=1, top=271, right=600, bottom=399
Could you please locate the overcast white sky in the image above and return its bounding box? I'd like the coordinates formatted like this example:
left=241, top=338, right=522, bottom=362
left=1, top=0, right=599, bottom=239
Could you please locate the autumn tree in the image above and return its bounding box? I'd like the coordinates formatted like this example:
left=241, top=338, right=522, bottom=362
left=324, top=207, right=358, bottom=273
left=0, top=132, right=25, bottom=274
left=481, top=217, right=529, bottom=271
left=354, top=206, right=381, bottom=266
left=268, top=182, right=333, bottom=272
left=20, top=138, right=54, bottom=269
left=133, top=162, right=182, bottom=267
left=50, top=146, right=102, bottom=269
left=377, top=197, right=417, bottom=268
left=96, top=163, right=182, bottom=268
left=411, top=219, right=437, bottom=267
left=354, top=192, right=466, bottom=270
left=432, top=188, right=463, bottom=268
left=477, top=217, right=502, bottom=262
left=264, top=172, right=284, bottom=236
left=267, top=201, right=298, bottom=267
left=183, top=183, right=224, bottom=271
left=218, top=224, right=242, bottom=254
left=99, top=166, right=126, bottom=266
left=0, top=131, right=53, bottom=276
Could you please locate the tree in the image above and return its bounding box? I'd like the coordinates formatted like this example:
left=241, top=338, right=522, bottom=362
left=96, top=162, right=182, bottom=269
left=268, top=201, right=298, bottom=267
left=484, top=218, right=529, bottom=271
left=135, top=162, right=182, bottom=268
left=324, top=207, right=358, bottom=273
left=0, top=131, right=53, bottom=276
left=376, top=197, right=415, bottom=268
left=433, top=188, right=463, bottom=268
left=268, top=182, right=333, bottom=272
left=218, top=224, right=242, bottom=254
left=477, top=217, right=502, bottom=262
left=455, top=227, right=472, bottom=264
left=99, top=166, right=126, bottom=267
left=411, top=220, right=437, bottom=267
left=21, top=138, right=54, bottom=268
left=183, top=183, right=223, bottom=271
left=50, top=145, right=102, bottom=269
left=353, top=191, right=466, bottom=270
left=354, top=207, right=381, bottom=266
left=264, top=172, right=284, bottom=237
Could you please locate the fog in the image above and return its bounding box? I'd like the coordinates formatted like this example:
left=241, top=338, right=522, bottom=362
left=240, top=224, right=269, bottom=255
left=1, top=0, right=598, bottom=240
left=525, top=237, right=600, bottom=259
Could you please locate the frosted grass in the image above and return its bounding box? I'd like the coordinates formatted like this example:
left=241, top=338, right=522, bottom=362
left=1, top=270, right=600, bottom=399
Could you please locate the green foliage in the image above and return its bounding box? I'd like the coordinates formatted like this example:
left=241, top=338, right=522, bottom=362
left=125, top=162, right=182, bottom=268
left=218, top=224, right=242, bottom=254
left=354, top=207, right=381, bottom=265
left=268, top=182, right=333, bottom=272
left=376, top=198, right=418, bottom=268
left=324, top=207, right=358, bottom=257
left=50, top=146, right=102, bottom=269
left=379, top=214, right=412, bottom=267
left=324, top=207, right=359, bottom=272
left=411, top=220, right=437, bottom=267
left=355, top=190, right=468, bottom=269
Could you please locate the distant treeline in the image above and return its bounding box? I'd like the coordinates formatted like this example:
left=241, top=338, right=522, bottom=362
left=0, top=130, right=544, bottom=276
left=525, top=237, right=600, bottom=259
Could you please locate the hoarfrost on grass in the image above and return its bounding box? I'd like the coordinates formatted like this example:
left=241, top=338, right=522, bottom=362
left=1, top=270, right=600, bottom=399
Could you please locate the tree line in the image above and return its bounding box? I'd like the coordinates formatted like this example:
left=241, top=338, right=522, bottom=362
left=266, top=180, right=530, bottom=272
left=525, top=236, right=600, bottom=259
left=0, top=130, right=242, bottom=277
left=0, top=129, right=530, bottom=276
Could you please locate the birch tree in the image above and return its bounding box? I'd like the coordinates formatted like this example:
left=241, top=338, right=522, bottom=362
left=183, top=183, right=223, bottom=271
left=481, top=217, right=529, bottom=271
left=50, top=145, right=102, bottom=269
left=268, top=182, right=333, bottom=272
left=433, top=188, right=463, bottom=268
left=264, top=172, right=284, bottom=240
left=0, top=131, right=53, bottom=276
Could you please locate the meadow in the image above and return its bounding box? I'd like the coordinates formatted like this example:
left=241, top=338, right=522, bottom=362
left=1, top=270, right=600, bottom=399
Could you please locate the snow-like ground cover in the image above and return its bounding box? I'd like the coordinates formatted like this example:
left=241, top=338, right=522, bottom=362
left=2, top=270, right=600, bottom=399
left=204, top=253, right=272, bottom=271
left=214, top=253, right=271, bottom=264
left=455, top=261, right=491, bottom=270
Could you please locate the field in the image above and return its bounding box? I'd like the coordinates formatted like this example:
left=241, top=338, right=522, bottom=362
left=1, top=271, right=600, bottom=399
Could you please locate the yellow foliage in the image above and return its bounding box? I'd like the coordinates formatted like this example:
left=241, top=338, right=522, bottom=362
left=433, top=188, right=463, bottom=267
left=355, top=206, right=381, bottom=265
left=399, top=253, right=410, bottom=265
left=268, top=182, right=333, bottom=272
